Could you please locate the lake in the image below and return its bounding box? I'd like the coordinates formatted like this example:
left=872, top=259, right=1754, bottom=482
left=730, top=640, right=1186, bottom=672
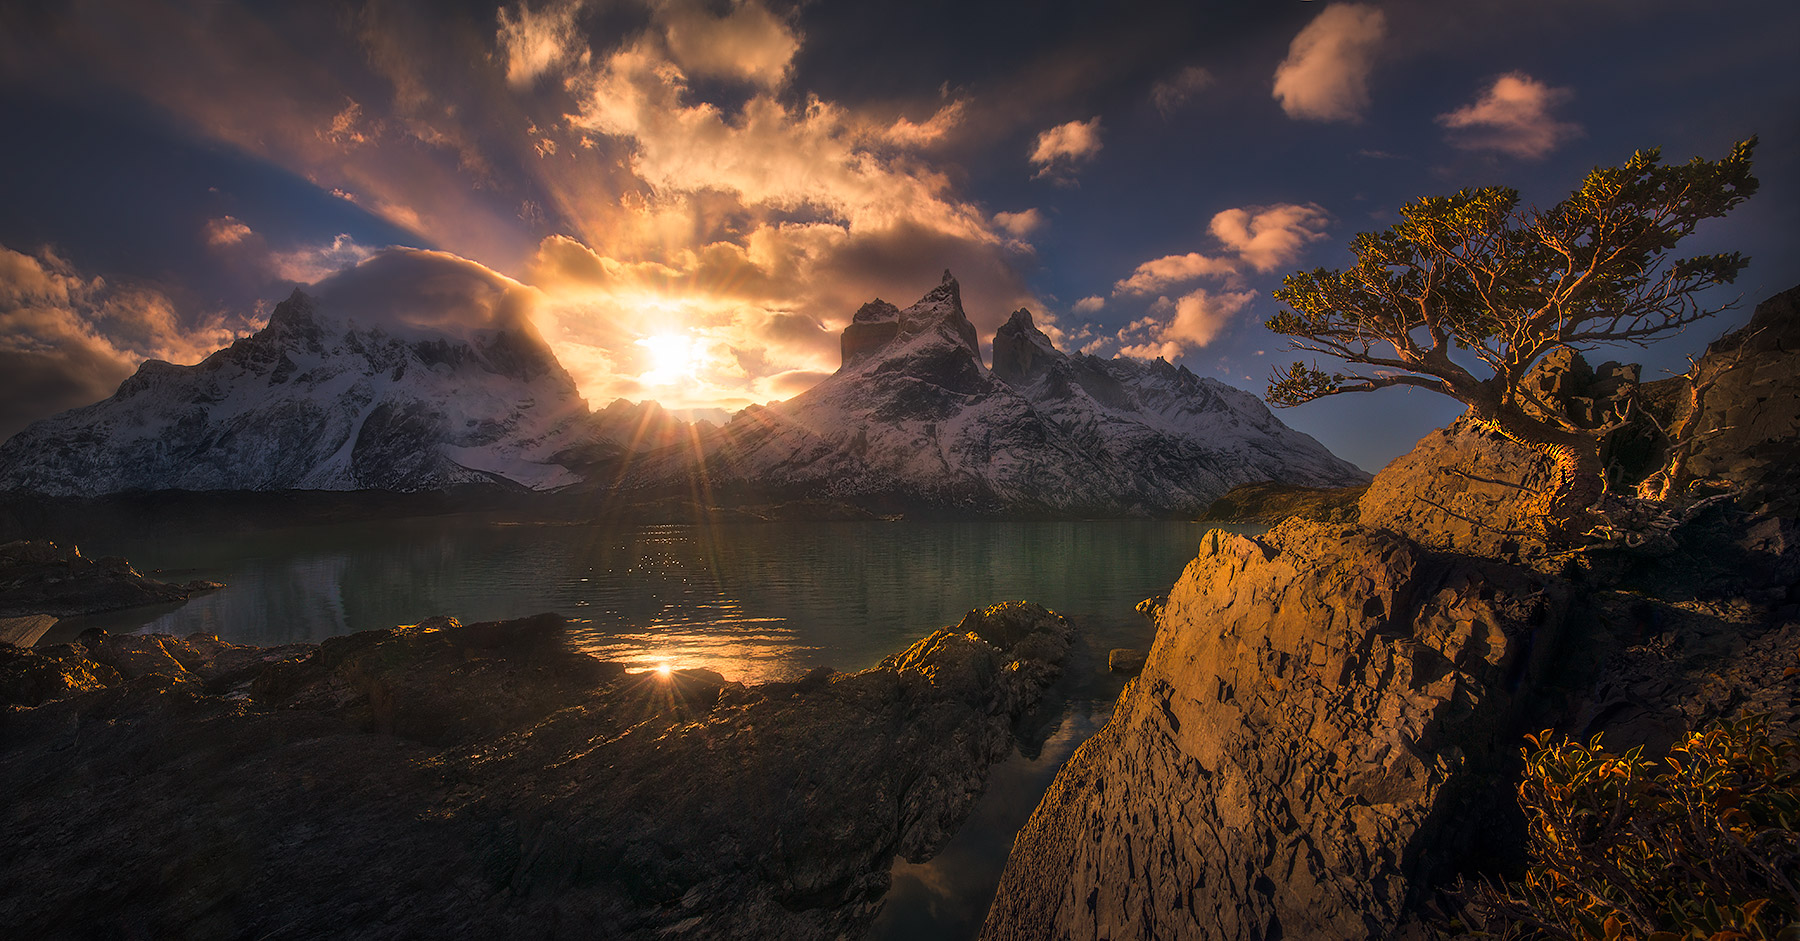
left=47, top=514, right=1249, bottom=938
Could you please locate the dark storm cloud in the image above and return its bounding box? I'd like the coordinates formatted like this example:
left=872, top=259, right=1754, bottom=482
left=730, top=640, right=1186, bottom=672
left=0, top=244, right=251, bottom=439
left=0, top=349, right=131, bottom=442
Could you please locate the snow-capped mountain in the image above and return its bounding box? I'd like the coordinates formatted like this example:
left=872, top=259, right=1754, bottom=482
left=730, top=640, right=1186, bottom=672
left=0, top=250, right=593, bottom=494
left=613, top=272, right=1366, bottom=515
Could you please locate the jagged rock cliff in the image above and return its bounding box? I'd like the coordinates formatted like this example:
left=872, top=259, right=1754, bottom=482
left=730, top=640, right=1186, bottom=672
left=618, top=273, right=1366, bottom=516
left=982, top=520, right=1570, bottom=939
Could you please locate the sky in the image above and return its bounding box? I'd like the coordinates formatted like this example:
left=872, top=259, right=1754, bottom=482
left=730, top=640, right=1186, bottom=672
left=0, top=0, right=1795, bottom=472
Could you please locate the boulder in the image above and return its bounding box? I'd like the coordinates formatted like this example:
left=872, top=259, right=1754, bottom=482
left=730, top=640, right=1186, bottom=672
left=0, top=614, right=56, bottom=647
left=982, top=520, right=1570, bottom=940
left=1106, top=648, right=1147, bottom=673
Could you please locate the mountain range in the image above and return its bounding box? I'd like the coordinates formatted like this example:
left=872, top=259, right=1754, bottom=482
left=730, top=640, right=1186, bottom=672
left=0, top=255, right=1367, bottom=515
left=599, top=270, right=1366, bottom=515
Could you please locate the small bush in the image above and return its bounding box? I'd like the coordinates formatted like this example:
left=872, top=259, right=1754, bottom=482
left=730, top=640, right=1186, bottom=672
left=1460, top=715, right=1800, bottom=941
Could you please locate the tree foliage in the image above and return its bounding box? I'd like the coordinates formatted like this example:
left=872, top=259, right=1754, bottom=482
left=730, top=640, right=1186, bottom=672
left=1460, top=716, right=1800, bottom=941
left=1266, top=140, right=1758, bottom=522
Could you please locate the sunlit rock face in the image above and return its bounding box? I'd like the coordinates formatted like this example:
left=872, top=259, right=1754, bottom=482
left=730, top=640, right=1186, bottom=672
left=983, top=520, right=1572, bottom=940
left=621, top=273, right=1367, bottom=516
left=1357, top=417, right=1557, bottom=557
left=0, top=251, right=592, bottom=495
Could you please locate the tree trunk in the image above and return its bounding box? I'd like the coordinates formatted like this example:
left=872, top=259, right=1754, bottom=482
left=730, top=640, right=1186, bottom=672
left=1478, top=401, right=1608, bottom=543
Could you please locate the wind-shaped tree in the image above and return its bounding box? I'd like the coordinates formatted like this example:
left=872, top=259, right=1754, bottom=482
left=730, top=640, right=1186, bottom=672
left=1267, top=140, right=1758, bottom=531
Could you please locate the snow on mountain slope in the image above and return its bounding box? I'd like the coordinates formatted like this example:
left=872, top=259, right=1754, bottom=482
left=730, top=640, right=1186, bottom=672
left=617, top=272, right=1367, bottom=515
left=0, top=250, right=593, bottom=495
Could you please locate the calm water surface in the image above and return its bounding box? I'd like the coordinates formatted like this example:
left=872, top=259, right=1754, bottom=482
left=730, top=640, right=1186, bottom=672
left=57, top=516, right=1240, bottom=682
left=51, top=514, right=1254, bottom=938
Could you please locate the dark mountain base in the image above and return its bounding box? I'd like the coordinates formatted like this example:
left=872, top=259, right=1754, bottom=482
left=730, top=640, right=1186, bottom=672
left=0, top=485, right=1221, bottom=547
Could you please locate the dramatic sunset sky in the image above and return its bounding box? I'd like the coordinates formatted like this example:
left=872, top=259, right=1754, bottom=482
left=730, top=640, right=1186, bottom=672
left=1, top=0, right=1795, bottom=470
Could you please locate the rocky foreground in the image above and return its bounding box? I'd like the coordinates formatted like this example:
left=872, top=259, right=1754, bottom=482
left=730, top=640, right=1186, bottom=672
left=0, top=602, right=1070, bottom=939
left=981, top=286, right=1800, bottom=939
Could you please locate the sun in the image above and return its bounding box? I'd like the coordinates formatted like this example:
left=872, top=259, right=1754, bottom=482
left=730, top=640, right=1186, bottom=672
left=638, top=334, right=704, bottom=386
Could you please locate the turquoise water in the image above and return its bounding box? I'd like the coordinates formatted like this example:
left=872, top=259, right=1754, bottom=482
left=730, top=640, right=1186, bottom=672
left=56, top=516, right=1239, bottom=684
left=51, top=514, right=1253, bottom=938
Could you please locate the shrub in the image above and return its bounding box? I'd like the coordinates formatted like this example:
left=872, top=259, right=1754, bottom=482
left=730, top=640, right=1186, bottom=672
left=1461, top=716, right=1800, bottom=941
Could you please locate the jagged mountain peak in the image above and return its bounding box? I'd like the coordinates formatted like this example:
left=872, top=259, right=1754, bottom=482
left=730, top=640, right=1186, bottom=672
left=622, top=271, right=1369, bottom=515
left=993, top=307, right=1064, bottom=385
left=840, top=274, right=980, bottom=370
left=897, top=271, right=977, bottom=351
left=0, top=249, right=593, bottom=495
left=852, top=299, right=899, bottom=323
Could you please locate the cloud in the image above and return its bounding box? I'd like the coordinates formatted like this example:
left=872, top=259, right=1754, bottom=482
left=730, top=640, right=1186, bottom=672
left=0, top=245, right=253, bottom=439
left=271, top=234, right=378, bottom=284
left=204, top=216, right=254, bottom=247
left=880, top=100, right=967, bottom=148
left=566, top=38, right=995, bottom=237
left=1113, top=252, right=1236, bottom=296
left=1207, top=203, right=1332, bottom=272
left=495, top=0, right=588, bottom=88
left=657, top=0, right=799, bottom=88
left=1272, top=3, right=1386, bottom=122
left=1437, top=72, right=1580, bottom=159
left=993, top=209, right=1044, bottom=238
left=1116, top=288, right=1255, bottom=360
left=1151, top=65, right=1214, bottom=116
left=1111, top=202, right=1331, bottom=300
left=1072, top=295, right=1105, bottom=314
left=312, top=247, right=543, bottom=340
left=1029, top=117, right=1103, bottom=181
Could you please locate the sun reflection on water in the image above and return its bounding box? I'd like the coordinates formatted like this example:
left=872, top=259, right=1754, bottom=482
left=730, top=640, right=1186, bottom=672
left=566, top=598, right=821, bottom=684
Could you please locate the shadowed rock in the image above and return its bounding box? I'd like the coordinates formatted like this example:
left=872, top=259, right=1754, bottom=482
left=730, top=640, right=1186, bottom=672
left=1, top=602, right=1071, bottom=940
left=0, top=539, right=222, bottom=620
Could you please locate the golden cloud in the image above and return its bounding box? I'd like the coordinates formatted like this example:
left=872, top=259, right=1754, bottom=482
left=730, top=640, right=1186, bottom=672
left=1437, top=72, right=1580, bottom=160
left=1272, top=3, right=1387, bottom=123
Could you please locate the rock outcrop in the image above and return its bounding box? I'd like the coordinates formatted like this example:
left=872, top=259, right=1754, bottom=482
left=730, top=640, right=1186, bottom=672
left=983, top=521, right=1569, bottom=939
left=0, top=538, right=220, bottom=619
left=1, top=602, right=1071, bottom=939
left=1663, top=284, right=1800, bottom=516
left=1356, top=418, right=1557, bottom=557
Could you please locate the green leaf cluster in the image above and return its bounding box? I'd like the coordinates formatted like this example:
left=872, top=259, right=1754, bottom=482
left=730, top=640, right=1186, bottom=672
left=1266, top=140, right=1758, bottom=413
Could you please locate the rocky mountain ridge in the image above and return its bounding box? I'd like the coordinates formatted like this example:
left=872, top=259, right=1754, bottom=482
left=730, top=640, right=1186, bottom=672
left=0, top=252, right=595, bottom=494
left=1, top=263, right=1365, bottom=515
left=610, top=272, right=1367, bottom=515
